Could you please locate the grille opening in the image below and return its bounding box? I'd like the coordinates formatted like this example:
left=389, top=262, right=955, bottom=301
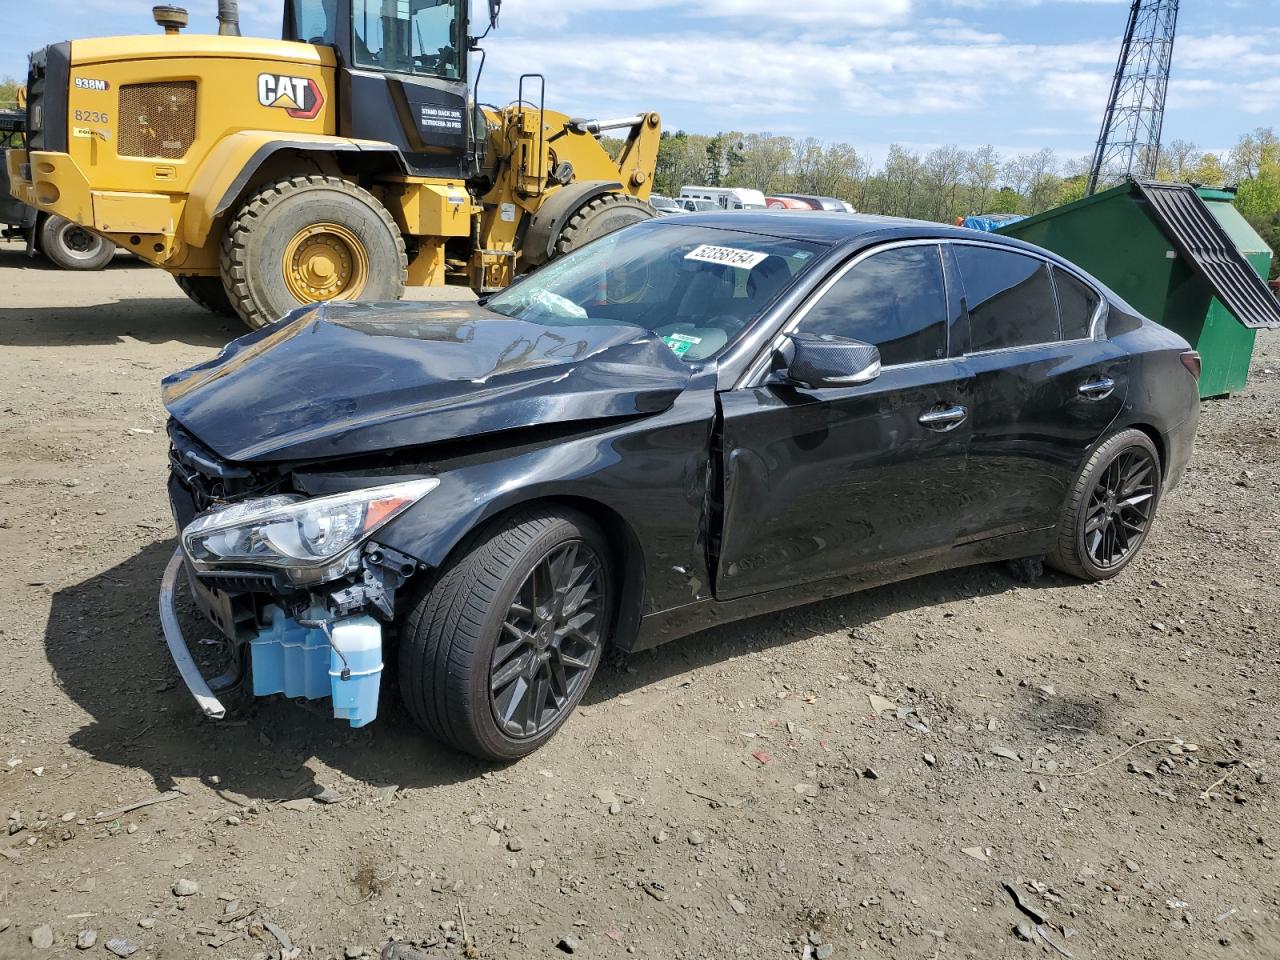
left=118, top=81, right=196, bottom=159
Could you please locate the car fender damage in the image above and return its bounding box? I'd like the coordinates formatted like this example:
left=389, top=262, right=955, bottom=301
left=159, top=302, right=701, bottom=727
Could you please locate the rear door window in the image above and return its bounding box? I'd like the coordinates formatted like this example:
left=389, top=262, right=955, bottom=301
left=954, top=246, right=1060, bottom=351
left=797, top=244, right=948, bottom=366
left=1054, top=268, right=1101, bottom=340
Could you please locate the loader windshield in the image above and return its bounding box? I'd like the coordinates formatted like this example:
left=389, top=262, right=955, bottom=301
left=486, top=222, right=825, bottom=362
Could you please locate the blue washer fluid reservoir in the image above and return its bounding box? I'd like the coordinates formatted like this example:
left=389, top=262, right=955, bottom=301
left=329, top=615, right=383, bottom=728
left=250, top=605, right=330, bottom=700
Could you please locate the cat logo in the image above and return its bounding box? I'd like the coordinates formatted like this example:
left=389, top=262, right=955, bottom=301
left=257, top=73, right=324, bottom=120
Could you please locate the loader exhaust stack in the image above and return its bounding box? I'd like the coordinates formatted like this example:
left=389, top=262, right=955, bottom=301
left=217, top=0, right=240, bottom=36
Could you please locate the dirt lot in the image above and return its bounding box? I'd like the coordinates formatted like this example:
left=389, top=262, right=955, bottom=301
left=0, top=243, right=1277, bottom=960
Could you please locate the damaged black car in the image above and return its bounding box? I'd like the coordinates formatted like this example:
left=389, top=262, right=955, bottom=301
left=161, top=212, right=1200, bottom=760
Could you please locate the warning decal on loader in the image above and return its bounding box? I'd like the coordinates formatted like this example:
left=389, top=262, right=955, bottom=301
left=257, top=74, right=324, bottom=120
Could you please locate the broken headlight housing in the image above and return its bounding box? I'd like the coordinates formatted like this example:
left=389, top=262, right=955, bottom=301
left=182, top=478, right=438, bottom=584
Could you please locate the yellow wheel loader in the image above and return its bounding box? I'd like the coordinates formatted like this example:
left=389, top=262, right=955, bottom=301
left=7, top=0, right=660, bottom=327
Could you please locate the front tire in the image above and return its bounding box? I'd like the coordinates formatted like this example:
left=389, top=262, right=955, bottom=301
left=1048, top=429, right=1161, bottom=581
left=220, top=175, right=407, bottom=330
left=399, top=508, right=612, bottom=761
left=174, top=275, right=236, bottom=317
left=39, top=215, right=115, bottom=271
left=552, top=193, right=654, bottom=260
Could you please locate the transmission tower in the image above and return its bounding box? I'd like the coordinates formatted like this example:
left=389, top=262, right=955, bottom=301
left=1086, top=0, right=1180, bottom=195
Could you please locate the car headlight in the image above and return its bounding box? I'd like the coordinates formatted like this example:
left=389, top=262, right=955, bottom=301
left=182, top=478, right=438, bottom=583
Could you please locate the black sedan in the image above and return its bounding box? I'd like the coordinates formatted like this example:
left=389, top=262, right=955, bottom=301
left=160, top=212, right=1200, bottom=760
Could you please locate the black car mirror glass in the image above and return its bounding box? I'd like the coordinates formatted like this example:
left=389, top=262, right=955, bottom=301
left=782, top=332, right=881, bottom=389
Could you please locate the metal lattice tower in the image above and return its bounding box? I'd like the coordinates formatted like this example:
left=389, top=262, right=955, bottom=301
left=1086, top=0, right=1180, bottom=195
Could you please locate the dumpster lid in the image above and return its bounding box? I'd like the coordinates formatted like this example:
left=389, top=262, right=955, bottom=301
left=1134, top=179, right=1280, bottom=330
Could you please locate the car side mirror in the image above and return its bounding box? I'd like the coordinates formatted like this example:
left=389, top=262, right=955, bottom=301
left=779, top=332, right=881, bottom=389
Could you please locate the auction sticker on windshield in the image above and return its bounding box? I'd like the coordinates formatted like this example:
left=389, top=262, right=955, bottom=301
left=684, top=244, right=769, bottom=269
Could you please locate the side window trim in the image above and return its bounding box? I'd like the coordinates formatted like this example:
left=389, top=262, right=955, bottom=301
left=738, top=238, right=949, bottom=388
left=946, top=238, right=1108, bottom=351
left=940, top=242, right=969, bottom=358
left=1050, top=264, right=1108, bottom=343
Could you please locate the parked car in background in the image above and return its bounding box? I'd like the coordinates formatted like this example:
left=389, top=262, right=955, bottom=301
left=649, top=195, right=683, bottom=215
left=680, top=186, right=768, bottom=210
left=773, top=194, right=855, bottom=213
left=766, top=196, right=815, bottom=210
left=679, top=198, right=720, bottom=212
left=159, top=212, right=1200, bottom=761
left=1, top=109, right=117, bottom=270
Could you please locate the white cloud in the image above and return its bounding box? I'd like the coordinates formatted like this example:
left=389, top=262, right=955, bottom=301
left=693, top=0, right=912, bottom=26
left=485, top=30, right=1119, bottom=129
left=1239, top=76, right=1280, bottom=114
left=498, top=0, right=912, bottom=30
left=945, top=0, right=1125, bottom=7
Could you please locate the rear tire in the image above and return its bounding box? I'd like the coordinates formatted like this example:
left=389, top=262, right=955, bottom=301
left=39, top=215, right=115, bottom=270
left=399, top=508, right=612, bottom=761
left=1048, top=429, right=1162, bottom=581
left=552, top=193, right=654, bottom=259
left=175, top=275, right=236, bottom=317
left=220, top=175, right=407, bottom=330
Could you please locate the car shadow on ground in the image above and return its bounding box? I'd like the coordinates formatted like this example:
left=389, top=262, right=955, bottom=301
left=45, top=540, right=1073, bottom=802
left=0, top=297, right=233, bottom=348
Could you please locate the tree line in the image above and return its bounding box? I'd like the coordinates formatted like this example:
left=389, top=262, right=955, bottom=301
left=644, top=128, right=1280, bottom=274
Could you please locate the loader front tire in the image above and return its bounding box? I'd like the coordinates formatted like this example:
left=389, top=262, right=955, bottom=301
left=552, top=193, right=654, bottom=260
left=174, top=275, right=236, bottom=317
left=220, top=175, right=407, bottom=330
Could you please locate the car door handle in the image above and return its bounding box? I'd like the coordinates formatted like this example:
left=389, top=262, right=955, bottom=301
left=918, top=404, right=968, bottom=431
left=1078, top=377, right=1116, bottom=400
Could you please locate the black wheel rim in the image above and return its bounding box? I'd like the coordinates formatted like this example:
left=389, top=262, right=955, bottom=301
left=64, top=227, right=96, bottom=253
left=489, top=540, right=605, bottom=739
left=52, top=221, right=103, bottom=260
left=1085, top=447, right=1157, bottom=569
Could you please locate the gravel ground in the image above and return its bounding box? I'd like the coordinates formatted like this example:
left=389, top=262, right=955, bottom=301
left=0, top=243, right=1277, bottom=960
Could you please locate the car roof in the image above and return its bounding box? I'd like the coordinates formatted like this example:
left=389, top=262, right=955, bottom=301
left=653, top=211, right=1081, bottom=260
left=646, top=211, right=1126, bottom=305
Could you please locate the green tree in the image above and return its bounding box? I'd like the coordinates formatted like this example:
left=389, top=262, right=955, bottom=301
left=965, top=145, right=1000, bottom=214
left=1156, top=139, right=1200, bottom=182
left=725, top=132, right=793, bottom=195
left=985, top=187, right=1021, bottom=214
left=654, top=131, right=713, bottom=196
left=1057, top=175, right=1088, bottom=206
left=0, top=76, right=20, bottom=109
left=1187, top=152, right=1228, bottom=188
left=1229, top=127, right=1279, bottom=181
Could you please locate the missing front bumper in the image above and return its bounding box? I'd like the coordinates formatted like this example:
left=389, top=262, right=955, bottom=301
left=158, top=547, right=385, bottom=728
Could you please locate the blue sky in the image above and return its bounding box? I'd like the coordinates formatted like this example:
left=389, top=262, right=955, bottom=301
left=7, top=0, right=1278, bottom=163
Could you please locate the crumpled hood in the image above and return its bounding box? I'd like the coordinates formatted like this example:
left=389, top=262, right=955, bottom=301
left=162, top=300, right=694, bottom=463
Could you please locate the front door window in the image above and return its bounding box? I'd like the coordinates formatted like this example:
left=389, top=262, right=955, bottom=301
left=351, top=0, right=462, bottom=79
left=797, top=244, right=949, bottom=365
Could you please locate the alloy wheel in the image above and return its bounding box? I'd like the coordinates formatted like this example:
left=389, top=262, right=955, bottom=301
left=489, top=540, right=605, bottom=739
left=1084, top=448, right=1157, bottom=569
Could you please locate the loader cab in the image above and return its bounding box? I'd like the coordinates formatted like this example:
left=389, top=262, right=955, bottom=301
left=282, top=0, right=474, bottom=178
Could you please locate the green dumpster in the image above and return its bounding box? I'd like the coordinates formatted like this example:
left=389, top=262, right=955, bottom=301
left=997, top=180, right=1280, bottom=399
